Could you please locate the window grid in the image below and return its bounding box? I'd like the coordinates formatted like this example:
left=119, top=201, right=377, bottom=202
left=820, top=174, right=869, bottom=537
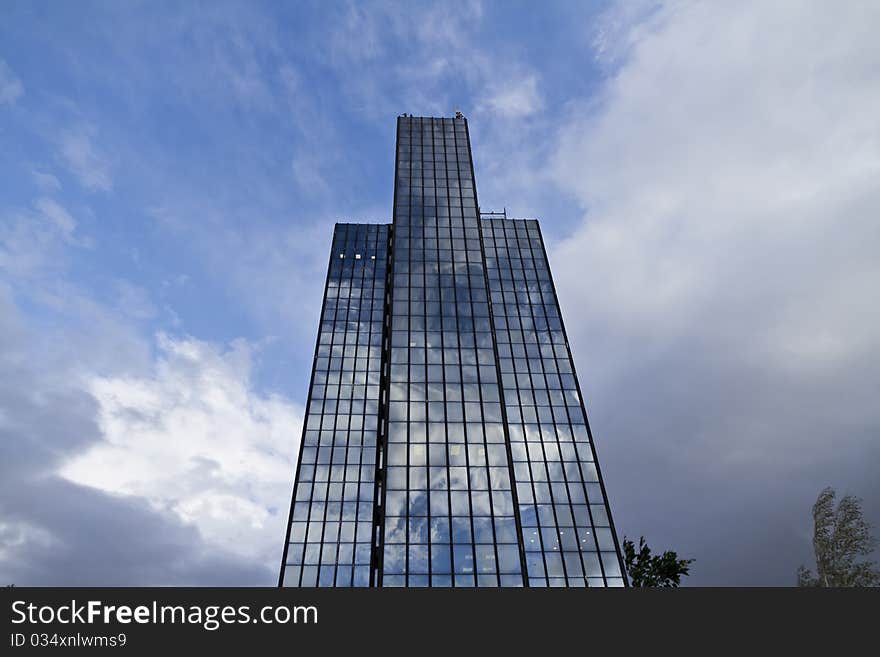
left=280, top=223, right=389, bottom=587
left=481, top=216, right=624, bottom=587
left=280, top=115, right=624, bottom=588
left=378, top=116, right=522, bottom=587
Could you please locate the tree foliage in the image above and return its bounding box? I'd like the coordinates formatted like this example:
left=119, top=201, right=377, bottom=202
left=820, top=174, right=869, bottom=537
left=623, top=536, right=693, bottom=587
left=798, top=486, right=880, bottom=587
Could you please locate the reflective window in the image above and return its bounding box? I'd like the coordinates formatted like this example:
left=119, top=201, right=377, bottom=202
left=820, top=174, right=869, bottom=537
left=281, top=116, right=623, bottom=588
left=481, top=216, right=623, bottom=587
left=377, top=116, right=522, bottom=587
left=281, top=223, right=388, bottom=587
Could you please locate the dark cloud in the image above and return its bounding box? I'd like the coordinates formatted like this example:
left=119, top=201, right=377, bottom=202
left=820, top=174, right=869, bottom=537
left=550, top=1, right=880, bottom=585
left=0, top=478, right=270, bottom=586
left=0, top=289, right=275, bottom=586
left=581, top=344, right=880, bottom=585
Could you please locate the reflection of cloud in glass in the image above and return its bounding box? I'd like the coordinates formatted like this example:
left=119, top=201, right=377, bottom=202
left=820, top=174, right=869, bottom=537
left=430, top=518, right=450, bottom=543
left=383, top=544, right=405, bottom=574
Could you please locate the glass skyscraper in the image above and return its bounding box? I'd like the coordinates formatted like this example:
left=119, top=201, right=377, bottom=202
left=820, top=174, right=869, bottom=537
left=279, top=114, right=624, bottom=587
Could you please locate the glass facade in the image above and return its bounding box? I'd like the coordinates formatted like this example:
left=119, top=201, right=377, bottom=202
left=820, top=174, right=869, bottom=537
left=280, top=223, right=388, bottom=587
left=379, top=116, right=522, bottom=588
left=280, top=115, right=623, bottom=587
left=481, top=217, right=623, bottom=586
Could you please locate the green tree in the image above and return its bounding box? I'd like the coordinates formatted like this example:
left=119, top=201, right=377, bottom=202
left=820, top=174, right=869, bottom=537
left=623, top=536, right=694, bottom=587
left=798, top=486, right=880, bottom=587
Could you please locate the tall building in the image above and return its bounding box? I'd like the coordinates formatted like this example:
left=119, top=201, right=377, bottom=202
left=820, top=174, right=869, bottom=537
left=279, top=114, right=624, bottom=587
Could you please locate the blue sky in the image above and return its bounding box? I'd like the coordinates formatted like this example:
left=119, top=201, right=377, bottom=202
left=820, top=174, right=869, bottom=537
left=1, top=0, right=610, bottom=396
left=2, top=0, right=879, bottom=585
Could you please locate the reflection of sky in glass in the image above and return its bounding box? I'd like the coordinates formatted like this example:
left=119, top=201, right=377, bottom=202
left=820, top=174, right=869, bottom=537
left=379, top=116, right=522, bottom=587
left=279, top=223, right=388, bottom=587
left=482, top=217, right=623, bottom=587
left=280, top=116, right=623, bottom=587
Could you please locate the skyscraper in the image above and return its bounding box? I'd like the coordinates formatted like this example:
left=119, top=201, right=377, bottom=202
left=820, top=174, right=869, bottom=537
left=279, top=114, right=624, bottom=588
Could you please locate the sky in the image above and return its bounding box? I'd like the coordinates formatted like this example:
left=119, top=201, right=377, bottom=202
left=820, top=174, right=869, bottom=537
left=1, top=0, right=878, bottom=586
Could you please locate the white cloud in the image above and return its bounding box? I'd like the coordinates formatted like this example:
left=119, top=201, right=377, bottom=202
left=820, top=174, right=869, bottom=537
left=113, top=280, right=158, bottom=320
left=291, top=152, right=330, bottom=196
left=330, top=3, right=385, bottom=63
left=60, top=333, right=303, bottom=570
left=0, top=59, right=23, bottom=105
left=0, top=198, right=289, bottom=583
left=34, top=198, right=77, bottom=239
left=589, top=0, right=662, bottom=70
left=59, top=125, right=113, bottom=192
left=31, top=169, right=62, bottom=192
left=322, top=1, right=506, bottom=121
left=0, top=198, right=86, bottom=278
left=552, top=0, right=880, bottom=372
left=479, top=74, right=544, bottom=119
left=211, top=29, right=276, bottom=111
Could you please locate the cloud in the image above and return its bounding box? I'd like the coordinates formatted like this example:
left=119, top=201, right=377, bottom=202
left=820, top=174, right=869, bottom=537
left=589, top=0, right=662, bottom=70
left=208, top=26, right=277, bottom=111
left=31, top=169, right=62, bottom=192
left=0, top=59, right=23, bottom=105
left=59, top=125, right=113, bottom=192
left=479, top=75, right=544, bottom=119
left=321, top=0, right=516, bottom=121
left=33, top=197, right=77, bottom=240
left=548, top=0, right=880, bottom=583
left=291, top=152, right=331, bottom=196
left=0, top=185, right=303, bottom=583
left=1, top=480, right=271, bottom=586
left=329, top=2, right=386, bottom=63
left=6, top=0, right=876, bottom=587
left=0, top=286, right=200, bottom=585
left=0, top=282, right=303, bottom=584
left=0, top=198, right=84, bottom=278
left=60, top=332, right=303, bottom=572
left=113, top=280, right=158, bottom=320
left=147, top=201, right=330, bottom=348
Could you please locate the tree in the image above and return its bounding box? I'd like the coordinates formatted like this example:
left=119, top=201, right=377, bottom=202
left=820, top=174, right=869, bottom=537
left=623, top=536, right=694, bottom=587
left=798, top=486, right=880, bottom=587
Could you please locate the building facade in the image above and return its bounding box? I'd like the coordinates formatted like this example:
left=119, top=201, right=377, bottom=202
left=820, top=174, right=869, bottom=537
left=279, top=114, right=624, bottom=587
